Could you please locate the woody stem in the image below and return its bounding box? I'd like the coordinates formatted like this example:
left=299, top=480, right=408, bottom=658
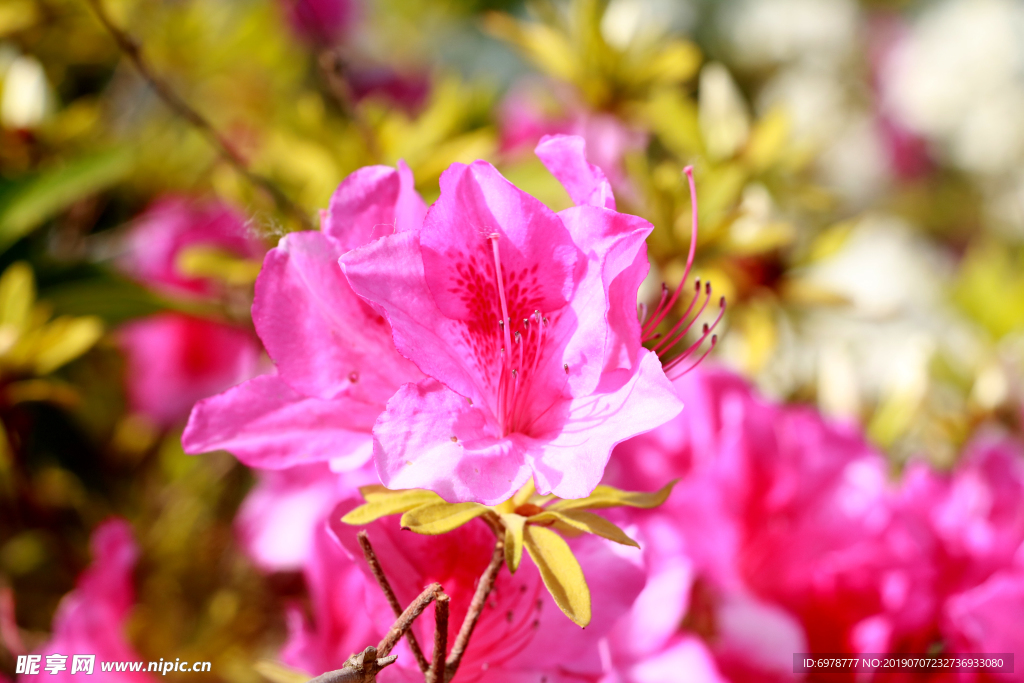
left=429, top=593, right=450, bottom=683
left=445, top=538, right=505, bottom=680
left=358, top=531, right=432, bottom=672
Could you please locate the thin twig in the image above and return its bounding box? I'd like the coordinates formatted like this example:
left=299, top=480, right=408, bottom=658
left=317, top=50, right=381, bottom=161
left=445, top=539, right=505, bottom=679
left=429, top=593, right=449, bottom=683
left=83, top=0, right=314, bottom=230
left=358, top=531, right=431, bottom=672
left=376, top=583, right=443, bottom=659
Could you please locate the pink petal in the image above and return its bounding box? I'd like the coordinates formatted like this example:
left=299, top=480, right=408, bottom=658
left=615, top=636, right=729, bottom=683
left=530, top=351, right=684, bottom=500
left=372, top=378, right=532, bottom=505
left=320, top=161, right=426, bottom=250
left=24, top=520, right=151, bottom=683
left=236, top=463, right=355, bottom=571
left=120, top=197, right=264, bottom=297
left=182, top=373, right=376, bottom=470
left=536, top=134, right=616, bottom=210
left=118, top=313, right=261, bottom=427
left=944, top=570, right=1024, bottom=664
left=253, top=230, right=421, bottom=402
left=555, top=204, right=653, bottom=382
left=341, top=231, right=491, bottom=407
left=419, top=161, right=578, bottom=330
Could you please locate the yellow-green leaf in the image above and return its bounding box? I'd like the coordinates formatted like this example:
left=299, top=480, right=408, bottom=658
left=342, top=489, right=442, bottom=525
left=32, top=316, right=103, bottom=374
left=501, top=513, right=526, bottom=573
left=0, top=262, right=34, bottom=333
left=547, top=480, right=677, bottom=512
left=531, top=510, right=639, bottom=548
left=523, top=524, right=590, bottom=627
left=399, top=502, right=489, bottom=535
left=357, top=484, right=441, bottom=504
left=176, top=245, right=263, bottom=286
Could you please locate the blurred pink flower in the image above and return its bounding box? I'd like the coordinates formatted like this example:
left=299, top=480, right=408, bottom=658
left=118, top=313, right=261, bottom=427
left=236, top=462, right=376, bottom=571
left=183, top=163, right=426, bottom=471
left=944, top=570, right=1024, bottom=683
left=499, top=83, right=647, bottom=196
left=284, top=497, right=645, bottom=682
left=117, top=196, right=267, bottom=426
left=21, top=519, right=152, bottom=682
left=341, top=137, right=681, bottom=504
left=281, top=0, right=355, bottom=46
left=606, top=369, right=1024, bottom=680
left=605, top=369, right=905, bottom=676
left=119, top=197, right=264, bottom=298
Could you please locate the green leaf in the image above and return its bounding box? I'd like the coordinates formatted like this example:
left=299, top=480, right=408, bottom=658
left=0, top=148, right=133, bottom=251
left=42, top=274, right=178, bottom=326
left=341, top=489, right=442, bottom=526
left=500, top=513, right=526, bottom=573
left=530, top=510, right=639, bottom=548
left=399, top=502, right=489, bottom=535
left=523, top=524, right=591, bottom=627
left=547, top=480, right=677, bottom=512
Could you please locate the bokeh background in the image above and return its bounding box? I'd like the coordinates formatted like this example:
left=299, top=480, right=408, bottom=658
left=1, top=0, right=1023, bottom=680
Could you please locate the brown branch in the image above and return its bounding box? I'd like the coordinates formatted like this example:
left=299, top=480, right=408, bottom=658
left=376, top=583, right=443, bottom=659
left=358, top=531, right=431, bottom=672
left=306, top=646, right=397, bottom=683
left=429, top=593, right=449, bottom=683
left=445, top=539, right=505, bottom=679
left=317, top=50, right=381, bottom=161
left=83, top=0, right=314, bottom=231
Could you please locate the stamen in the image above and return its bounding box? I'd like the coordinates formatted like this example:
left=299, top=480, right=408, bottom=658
left=641, top=167, right=699, bottom=340
left=639, top=167, right=725, bottom=376
left=490, top=235, right=513, bottom=365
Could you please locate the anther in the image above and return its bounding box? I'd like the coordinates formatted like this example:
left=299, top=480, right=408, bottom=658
left=563, top=363, right=569, bottom=374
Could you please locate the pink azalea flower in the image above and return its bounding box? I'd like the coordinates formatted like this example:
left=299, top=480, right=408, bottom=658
left=285, top=496, right=645, bottom=682
left=183, top=163, right=426, bottom=471
left=20, top=519, right=152, bottom=682
left=944, top=569, right=1024, bottom=683
left=499, top=84, right=647, bottom=195
left=119, top=197, right=264, bottom=298
left=117, top=196, right=267, bottom=426
left=605, top=369, right=917, bottom=675
left=118, top=313, right=261, bottom=427
left=236, top=462, right=376, bottom=571
left=281, top=0, right=356, bottom=46
left=340, top=136, right=682, bottom=504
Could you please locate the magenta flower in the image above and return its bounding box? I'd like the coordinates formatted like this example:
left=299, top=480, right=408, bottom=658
left=341, top=136, right=682, bottom=504
left=119, top=197, right=264, bottom=298
left=284, top=496, right=644, bottom=682
left=22, top=519, right=153, bottom=682
left=118, top=313, right=261, bottom=427
left=235, top=462, right=378, bottom=571
left=116, top=197, right=267, bottom=426
left=183, top=163, right=426, bottom=470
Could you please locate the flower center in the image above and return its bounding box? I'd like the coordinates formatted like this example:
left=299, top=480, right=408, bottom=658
left=488, top=234, right=549, bottom=436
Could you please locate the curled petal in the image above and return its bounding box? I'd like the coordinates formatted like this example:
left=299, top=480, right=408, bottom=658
left=535, top=134, right=616, bottom=210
